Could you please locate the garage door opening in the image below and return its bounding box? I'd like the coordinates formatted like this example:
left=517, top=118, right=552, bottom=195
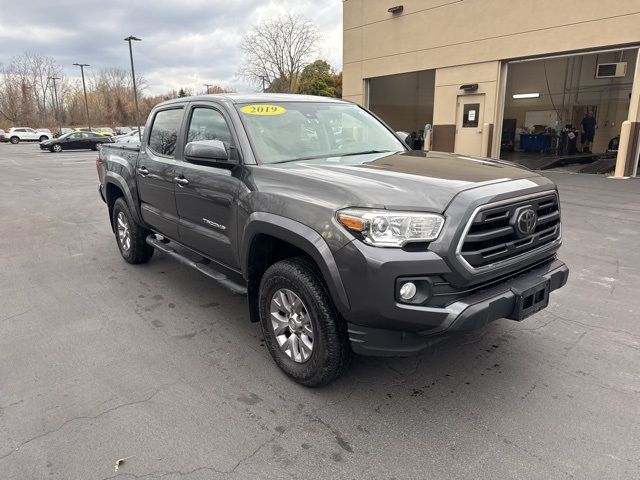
left=368, top=70, right=435, bottom=149
left=500, top=48, right=637, bottom=173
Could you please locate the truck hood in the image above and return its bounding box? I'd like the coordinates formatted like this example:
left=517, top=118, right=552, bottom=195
left=260, top=150, right=544, bottom=212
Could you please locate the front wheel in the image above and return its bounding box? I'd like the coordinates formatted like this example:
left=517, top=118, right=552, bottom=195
left=111, top=197, right=154, bottom=264
left=51, top=144, right=62, bottom=153
left=92, top=142, right=102, bottom=151
left=258, top=258, right=350, bottom=386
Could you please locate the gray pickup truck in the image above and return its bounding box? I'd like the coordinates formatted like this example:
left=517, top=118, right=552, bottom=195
left=97, top=93, right=568, bottom=386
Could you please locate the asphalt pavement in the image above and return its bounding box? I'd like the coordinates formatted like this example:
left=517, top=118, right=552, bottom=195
left=0, top=142, right=639, bottom=479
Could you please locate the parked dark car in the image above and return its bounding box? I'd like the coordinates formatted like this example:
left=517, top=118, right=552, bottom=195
left=41, top=131, right=113, bottom=152
left=97, top=93, right=568, bottom=386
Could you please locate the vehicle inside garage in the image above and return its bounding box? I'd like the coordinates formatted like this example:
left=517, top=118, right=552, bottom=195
left=368, top=70, right=435, bottom=148
left=501, top=47, right=638, bottom=173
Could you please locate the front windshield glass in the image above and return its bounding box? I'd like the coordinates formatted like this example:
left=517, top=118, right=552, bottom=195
left=235, top=101, right=405, bottom=164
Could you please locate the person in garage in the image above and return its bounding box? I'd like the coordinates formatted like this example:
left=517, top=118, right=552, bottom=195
left=580, top=111, right=597, bottom=153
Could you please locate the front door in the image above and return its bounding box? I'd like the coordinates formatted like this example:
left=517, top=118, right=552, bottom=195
left=24, top=128, right=39, bottom=141
left=454, top=94, right=485, bottom=156
left=136, top=107, right=184, bottom=239
left=174, top=104, right=241, bottom=269
left=64, top=132, right=86, bottom=149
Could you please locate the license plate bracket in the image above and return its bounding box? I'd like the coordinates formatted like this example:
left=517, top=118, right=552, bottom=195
left=509, top=278, right=550, bottom=321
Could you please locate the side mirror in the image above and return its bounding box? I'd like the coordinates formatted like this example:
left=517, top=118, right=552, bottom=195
left=184, top=139, right=230, bottom=164
left=396, top=131, right=410, bottom=144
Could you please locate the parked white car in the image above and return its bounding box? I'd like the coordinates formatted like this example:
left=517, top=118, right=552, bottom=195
left=3, top=127, right=51, bottom=144
left=114, top=128, right=144, bottom=143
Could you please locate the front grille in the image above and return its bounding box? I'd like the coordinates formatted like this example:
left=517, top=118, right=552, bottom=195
left=459, top=192, right=560, bottom=270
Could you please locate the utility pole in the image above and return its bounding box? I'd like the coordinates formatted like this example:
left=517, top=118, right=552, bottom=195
left=203, top=83, right=213, bottom=94
left=124, top=36, right=143, bottom=142
left=48, top=76, right=61, bottom=135
left=73, top=63, right=91, bottom=129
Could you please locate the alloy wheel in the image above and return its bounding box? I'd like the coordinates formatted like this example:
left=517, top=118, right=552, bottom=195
left=116, top=212, right=131, bottom=252
left=270, top=288, right=313, bottom=363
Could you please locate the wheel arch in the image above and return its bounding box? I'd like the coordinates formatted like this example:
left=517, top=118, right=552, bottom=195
left=104, top=171, right=143, bottom=229
left=241, top=213, right=350, bottom=323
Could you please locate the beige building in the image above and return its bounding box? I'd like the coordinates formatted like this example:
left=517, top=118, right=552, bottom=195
left=343, top=0, right=640, bottom=176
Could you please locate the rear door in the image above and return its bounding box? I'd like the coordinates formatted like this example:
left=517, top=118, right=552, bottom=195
left=136, top=106, right=184, bottom=239
left=174, top=103, right=242, bottom=269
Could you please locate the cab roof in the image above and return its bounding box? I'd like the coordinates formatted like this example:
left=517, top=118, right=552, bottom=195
left=156, top=93, right=347, bottom=108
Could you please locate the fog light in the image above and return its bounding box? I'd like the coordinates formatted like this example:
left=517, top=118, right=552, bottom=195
left=399, top=282, right=417, bottom=301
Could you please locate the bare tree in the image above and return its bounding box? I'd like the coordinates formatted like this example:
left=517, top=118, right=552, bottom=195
left=239, top=14, right=319, bottom=93
left=205, top=85, right=235, bottom=94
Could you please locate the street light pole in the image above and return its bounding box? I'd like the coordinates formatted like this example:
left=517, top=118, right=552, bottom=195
left=203, top=83, right=213, bottom=94
left=124, top=36, right=142, bottom=142
left=73, top=63, right=91, bottom=130
left=48, top=76, right=61, bottom=135
left=260, top=76, right=268, bottom=93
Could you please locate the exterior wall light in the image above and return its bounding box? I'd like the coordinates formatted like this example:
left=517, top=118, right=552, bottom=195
left=388, top=5, right=404, bottom=14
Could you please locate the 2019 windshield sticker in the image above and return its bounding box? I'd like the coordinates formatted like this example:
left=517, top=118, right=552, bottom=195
left=240, top=104, right=286, bottom=115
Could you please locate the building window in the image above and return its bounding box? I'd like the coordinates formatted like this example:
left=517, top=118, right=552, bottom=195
left=463, top=104, right=480, bottom=128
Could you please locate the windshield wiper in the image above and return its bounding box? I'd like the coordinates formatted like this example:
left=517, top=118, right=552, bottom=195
left=339, top=150, right=395, bottom=157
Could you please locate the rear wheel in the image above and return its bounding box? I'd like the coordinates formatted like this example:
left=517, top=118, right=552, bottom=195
left=258, top=258, right=350, bottom=386
left=39, top=135, right=48, bottom=142
left=111, top=197, right=154, bottom=264
left=9, top=137, right=19, bottom=144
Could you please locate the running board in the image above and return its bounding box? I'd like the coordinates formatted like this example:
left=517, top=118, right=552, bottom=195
left=146, top=235, right=247, bottom=295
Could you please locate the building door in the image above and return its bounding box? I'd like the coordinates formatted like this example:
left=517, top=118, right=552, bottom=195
left=455, top=94, right=485, bottom=156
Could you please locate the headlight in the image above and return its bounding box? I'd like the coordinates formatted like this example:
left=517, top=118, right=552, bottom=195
left=337, top=208, right=445, bottom=247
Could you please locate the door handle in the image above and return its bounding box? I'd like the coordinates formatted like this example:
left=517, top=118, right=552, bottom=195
left=137, top=166, right=149, bottom=176
left=174, top=176, right=189, bottom=187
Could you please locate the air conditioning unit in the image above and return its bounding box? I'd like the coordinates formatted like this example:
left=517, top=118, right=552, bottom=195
left=595, top=62, right=627, bottom=78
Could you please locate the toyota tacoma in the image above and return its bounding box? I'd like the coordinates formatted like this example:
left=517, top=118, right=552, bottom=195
left=96, top=94, right=568, bottom=386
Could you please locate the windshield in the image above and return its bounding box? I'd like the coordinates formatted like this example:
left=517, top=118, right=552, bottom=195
left=235, top=101, right=405, bottom=164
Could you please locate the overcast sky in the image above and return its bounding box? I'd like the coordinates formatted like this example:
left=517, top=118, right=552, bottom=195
left=0, top=0, right=343, bottom=95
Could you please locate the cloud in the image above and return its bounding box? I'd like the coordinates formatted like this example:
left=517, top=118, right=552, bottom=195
left=0, top=0, right=343, bottom=95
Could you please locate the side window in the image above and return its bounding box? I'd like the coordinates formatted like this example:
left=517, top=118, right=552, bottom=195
left=186, top=107, right=232, bottom=146
left=148, top=108, right=182, bottom=156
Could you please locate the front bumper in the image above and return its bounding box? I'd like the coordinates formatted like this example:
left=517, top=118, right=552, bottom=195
left=344, top=256, right=568, bottom=356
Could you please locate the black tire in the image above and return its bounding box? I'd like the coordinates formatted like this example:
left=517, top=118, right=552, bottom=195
left=258, top=257, right=350, bottom=387
left=9, top=137, right=19, bottom=144
left=39, top=135, right=48, bottom=142
left=51, top=144, right=62, bottom=153
left=92, top=142, right=102, bottom=151
left=111, top=197, right=154, bottom=264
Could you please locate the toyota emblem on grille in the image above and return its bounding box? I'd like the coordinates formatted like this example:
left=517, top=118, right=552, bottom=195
left=516, top=208, right=537, bottom=236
